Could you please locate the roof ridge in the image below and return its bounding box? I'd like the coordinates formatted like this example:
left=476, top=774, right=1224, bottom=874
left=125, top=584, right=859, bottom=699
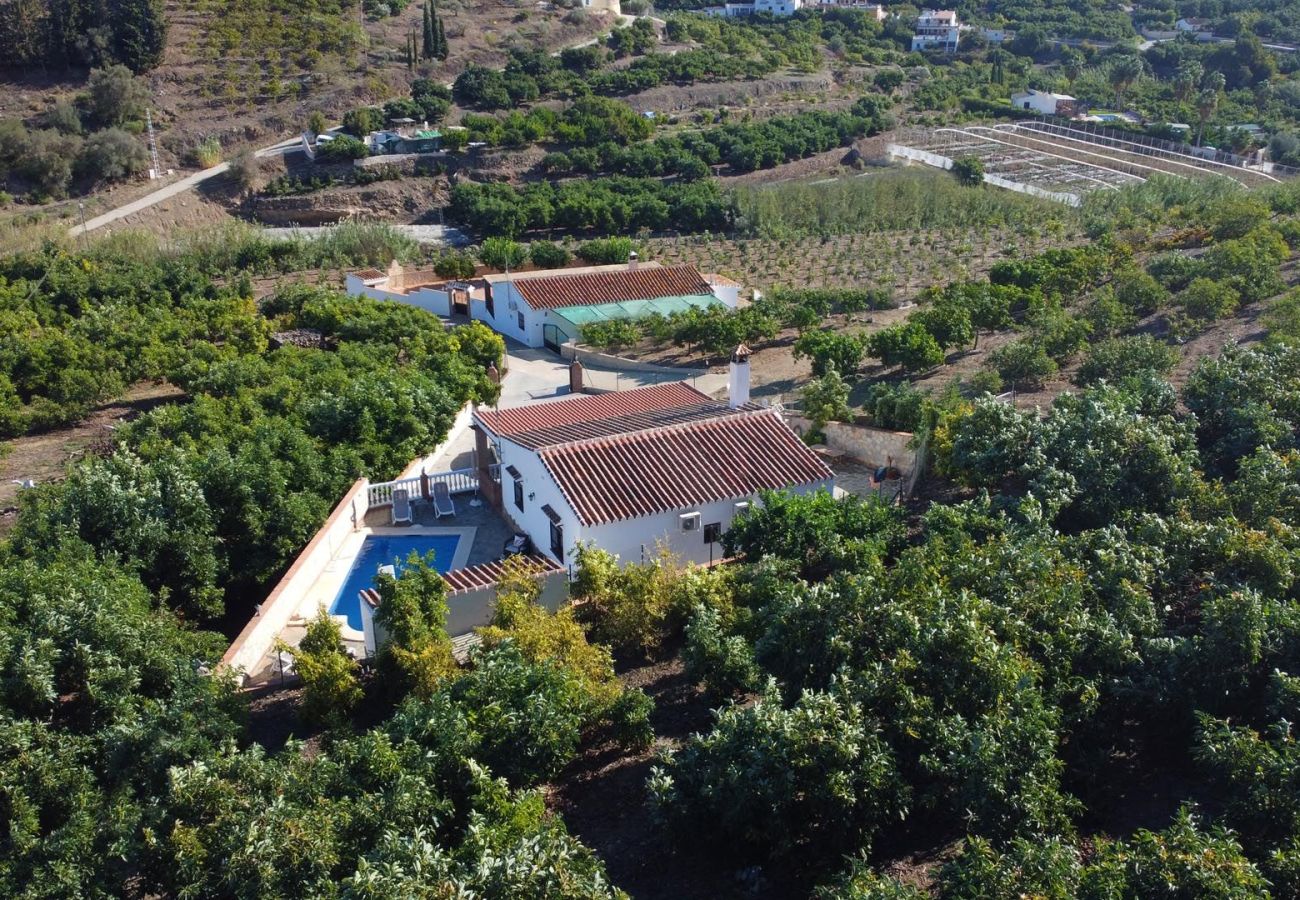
left=536, top=403, right=772, bottom=456
left=475, top=381, right=710, bottom=434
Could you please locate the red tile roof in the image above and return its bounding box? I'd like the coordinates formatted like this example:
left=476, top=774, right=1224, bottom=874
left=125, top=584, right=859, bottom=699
left=476, top=382, right=711, bottom=438
left=502, top=402, right=760, bottom=450
left=511, top=265, right=713, bottom=311
left=540, top=410, right=834, bottom=526
left=441, top=554, right=564, bottom=594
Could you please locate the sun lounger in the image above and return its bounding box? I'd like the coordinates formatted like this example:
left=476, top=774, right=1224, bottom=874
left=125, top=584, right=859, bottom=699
left=432, top=480, right=455, bottom=519
left=391, top=487, right=413, bottom=525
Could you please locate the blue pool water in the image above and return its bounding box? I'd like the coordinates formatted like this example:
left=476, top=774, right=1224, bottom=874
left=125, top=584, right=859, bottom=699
left=330, top=534, right=461, bottom=631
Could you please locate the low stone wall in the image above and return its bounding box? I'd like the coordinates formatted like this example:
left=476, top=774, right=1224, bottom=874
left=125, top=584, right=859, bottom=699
left=221, top=477, right=370, bottom=682
left=354, top=152, right=448, bottom=173
left=561, top=343, right=705, bottom=376
left=786, top=415, right=916, bottom=473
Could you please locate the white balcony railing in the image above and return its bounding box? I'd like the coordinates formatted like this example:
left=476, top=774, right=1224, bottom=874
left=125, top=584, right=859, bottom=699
left=367, top=466, right=484, bottom=508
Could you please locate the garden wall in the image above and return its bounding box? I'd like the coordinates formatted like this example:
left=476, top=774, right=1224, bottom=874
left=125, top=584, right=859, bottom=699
left=561, top=343, right=705, bottom=376
left=444, top=569, right=568, bottom=636
left=221, top=477, right=371, bottom=683
left=786, top=415, right=917, bottom=474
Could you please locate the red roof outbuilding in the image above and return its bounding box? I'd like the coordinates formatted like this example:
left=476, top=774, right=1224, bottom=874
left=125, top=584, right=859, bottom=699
left=509, top=265, right=713, bottom=311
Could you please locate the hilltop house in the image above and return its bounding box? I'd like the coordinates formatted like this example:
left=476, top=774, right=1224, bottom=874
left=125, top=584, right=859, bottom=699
left=471, top=352, right=833, bottom=568
left=1010, top=89, right=1078, bottom=117
left=911, top=9, right=961, bottom=52
left=347, top=259, right=738, bottom=351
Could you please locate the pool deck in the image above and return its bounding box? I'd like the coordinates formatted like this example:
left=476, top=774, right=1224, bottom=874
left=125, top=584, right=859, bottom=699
left=244, top=496, right=516, bottom=688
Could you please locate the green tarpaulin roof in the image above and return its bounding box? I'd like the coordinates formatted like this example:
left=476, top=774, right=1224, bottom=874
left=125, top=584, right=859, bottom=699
left=553, top=294, right=721, bottom=328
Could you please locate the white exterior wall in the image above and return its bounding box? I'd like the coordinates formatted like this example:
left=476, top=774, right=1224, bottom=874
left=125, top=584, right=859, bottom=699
left=753, top=0, right=803, bottom=14
left=345, top=274, right=452, bottom=317
left=710, top=283, right=741, bottom=308
left=481, top=281, right=546, bottom=347
left=491, top=427, right=834, bottom=569
left=585, top=480, right=832, bottom=567
left=495, top=438, right=585, bottom=566
left=1012, top=91, right=1060, bottom=116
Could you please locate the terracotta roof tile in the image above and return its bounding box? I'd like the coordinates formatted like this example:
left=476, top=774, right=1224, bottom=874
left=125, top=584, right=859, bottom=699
left=540, top=410, right=833, bottom=526
left=352, top=268, right=386, bottom=280
left=441, top=554, right=564, bottom=594
left=502, top=401, right=761, bottom=449
left=511, top=265, right=713, bottom=311
left=476, top=382, right=710, bottom=437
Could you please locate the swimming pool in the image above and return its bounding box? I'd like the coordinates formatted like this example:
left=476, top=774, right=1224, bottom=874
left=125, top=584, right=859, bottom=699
left=330, top=533, right=461, bottom=631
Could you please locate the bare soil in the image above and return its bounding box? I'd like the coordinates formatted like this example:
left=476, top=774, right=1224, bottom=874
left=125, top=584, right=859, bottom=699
left=0, top=382, right=185, bottom=538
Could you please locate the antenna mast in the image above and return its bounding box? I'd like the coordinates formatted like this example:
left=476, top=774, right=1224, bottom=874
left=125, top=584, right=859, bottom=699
left=145, top=109, right=161, bottom=179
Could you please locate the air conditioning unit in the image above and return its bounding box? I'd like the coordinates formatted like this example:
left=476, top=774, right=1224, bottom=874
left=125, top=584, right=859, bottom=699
left=734, top=501, right=751, bottom=516
left=507, top=300, right=518, bottom=311
left=679, top=512, right=701, bottom=532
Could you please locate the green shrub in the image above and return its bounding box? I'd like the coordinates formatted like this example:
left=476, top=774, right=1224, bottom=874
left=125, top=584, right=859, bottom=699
left=867, top=322, right=945, bottom=373
left=433, top=251, right=477, bottom=280
left=1076, top=335, right=1179, bottom=386
left=952, top=155, right=985, bottom=186
left=86, top=64, right=148, bottom=127
left=76, top=128, right=148, bottom=183
left=529, top=241, right=571, bottom=268
left=795, top=329, right=866, bottom=377
left=287, top=611, right=363, bottom=729
left=988, top=339, right=1057, bottom=391
left=478, top=236, right=528, bottom=271
left=577, top=236, right=637, bottom=264
left=342, top=106, right=385, bottom=138
left=1180, top=277, right=1240, bottom=320
left=316, top=135, right=369, bottom=162
left=190, top=136, right=222, bottom=168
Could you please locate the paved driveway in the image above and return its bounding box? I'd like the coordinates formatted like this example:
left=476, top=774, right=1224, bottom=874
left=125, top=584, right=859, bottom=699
left=498, top=345, right=571, bottom=408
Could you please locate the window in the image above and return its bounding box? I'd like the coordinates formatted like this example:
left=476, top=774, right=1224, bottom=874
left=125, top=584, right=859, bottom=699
left=703, top=522, right=722, bottom=544
left=550, top=521, right=564, bottom=562
left=679, top=512, right=700, bottom=533
left=506, top=466, right=523, bottom=511
left=485, top=286, right=495, bottom=319
left=542, top=504, right=564, bottom=562
left=517, top=311, right=526, bottom=331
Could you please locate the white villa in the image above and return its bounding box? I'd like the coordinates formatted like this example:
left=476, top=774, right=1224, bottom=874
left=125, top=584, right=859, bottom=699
left=347, top=259, right=739, bottom=351
left=911, top=9, right=961, bottom=53
left=471, top=350, right=833, bottom=568
left=1011, top=89, right=1078, bottom=117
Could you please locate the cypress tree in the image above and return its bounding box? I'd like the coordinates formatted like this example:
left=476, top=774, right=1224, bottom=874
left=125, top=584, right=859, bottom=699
left=422, top=2, right=435, bottom=60
left=435, top=11, right=448, bottom=60
left=109, top=0, right=167, bottom=72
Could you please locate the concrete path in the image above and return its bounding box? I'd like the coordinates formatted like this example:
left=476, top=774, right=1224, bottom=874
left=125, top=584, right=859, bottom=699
left=69, top=135, right=303, bottom=237
left=499, top=346, right=572, bottom=408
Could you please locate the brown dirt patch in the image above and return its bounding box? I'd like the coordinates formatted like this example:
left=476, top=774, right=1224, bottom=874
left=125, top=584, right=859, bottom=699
left=0, top=382, right=185, bottom=538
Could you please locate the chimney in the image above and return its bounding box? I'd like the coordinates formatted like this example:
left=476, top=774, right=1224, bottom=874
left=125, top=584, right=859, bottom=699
left=627, top=251, right=639, bottom=272
left=729, top=343, right=751, bottom=408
